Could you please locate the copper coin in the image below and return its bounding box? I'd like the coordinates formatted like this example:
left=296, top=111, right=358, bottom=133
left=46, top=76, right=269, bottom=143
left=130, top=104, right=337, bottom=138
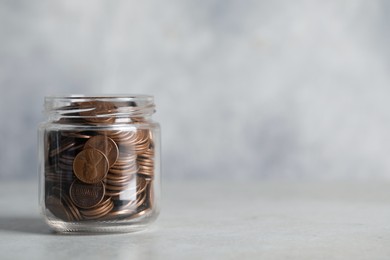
left=73, top=148, right=109, bottom=184
left=46, top=195, right=72, bottom=221
left=80, top=198, right=114, bottom=219
left=78, top=101, right=117, bottom=123
left=80, top=197, right=112, bottom=216
left=82, top=205, right=113, bottom=219
left=84, top=135, right=119, bottom=167
left=103, top=207, right=151, bottom=221
left=63, top=194, right=82, bottom=221
left=61, top=131, right=93, bottom=139
left=49, top=140, right=75, bottom=157
left=69, top=180, right=105, bottom=209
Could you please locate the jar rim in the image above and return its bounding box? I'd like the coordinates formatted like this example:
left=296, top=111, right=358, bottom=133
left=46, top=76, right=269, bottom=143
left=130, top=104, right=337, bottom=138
left=45, top=94, right=154, bottom=102
left=44, top=94, right=156, bottom=121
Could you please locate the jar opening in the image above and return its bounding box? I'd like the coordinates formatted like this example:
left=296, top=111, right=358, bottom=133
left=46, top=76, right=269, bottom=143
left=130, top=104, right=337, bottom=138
left=44, top=95, right=155, bottom=123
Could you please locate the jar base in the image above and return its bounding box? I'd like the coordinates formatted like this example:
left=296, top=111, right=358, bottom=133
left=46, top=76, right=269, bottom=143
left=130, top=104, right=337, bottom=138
left=44, top=216, right=157, bottom=233
left=46, top=221, right=154, bottom=234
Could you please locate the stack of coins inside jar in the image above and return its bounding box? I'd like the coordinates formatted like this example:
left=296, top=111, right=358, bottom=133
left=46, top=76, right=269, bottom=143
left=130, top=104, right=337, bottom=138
left=44, top=100, right=156, bottom=222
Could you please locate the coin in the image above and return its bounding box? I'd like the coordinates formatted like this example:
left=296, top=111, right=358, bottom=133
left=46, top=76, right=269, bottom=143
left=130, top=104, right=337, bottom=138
left=103, top=207, right=151, bottom=221
left=112, top=131, right=137, bottom=144
left=80, top=197, right=111, bottom=216
left=69, top=180, right=105, bottom=209
left=73, top=148, right=109, bottom=184
left=78, top=101, right=117, bottom=124
left=63, top=194, right=82, bottom=221
left=109, top=164, right=138, bottom=175
left=84, top=135, right=119, bottom=167
left=135, top=191, right=147, bottom=208
left=46, top=195, right=72, bottom=221
left=134, top=129, right=151, bottom=154
left=80, top=197, right=114, bottom=220
left=49, top=187, right=82, bottom=221
left=61, top=131, right=93, bottom=139
left=49, top=139, right=75, bottom=157
left=45, top=168, right=74, bottom=184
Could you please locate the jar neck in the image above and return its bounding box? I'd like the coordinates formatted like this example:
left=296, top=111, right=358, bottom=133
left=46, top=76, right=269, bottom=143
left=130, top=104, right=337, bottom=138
left=44, top=95, right=155, bottom=124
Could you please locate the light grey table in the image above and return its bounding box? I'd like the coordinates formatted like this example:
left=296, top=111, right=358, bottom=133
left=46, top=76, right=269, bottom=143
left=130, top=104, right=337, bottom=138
left=0, top=180, right=389, bottom=260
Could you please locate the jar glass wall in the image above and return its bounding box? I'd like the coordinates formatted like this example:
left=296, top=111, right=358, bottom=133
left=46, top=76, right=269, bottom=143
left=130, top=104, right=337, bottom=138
left=38, top=95, right=161, bottom=233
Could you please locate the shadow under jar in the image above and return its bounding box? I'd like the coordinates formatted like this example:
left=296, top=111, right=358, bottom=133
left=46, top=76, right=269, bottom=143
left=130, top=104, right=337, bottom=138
left=38, top=95, right=161, bottom=233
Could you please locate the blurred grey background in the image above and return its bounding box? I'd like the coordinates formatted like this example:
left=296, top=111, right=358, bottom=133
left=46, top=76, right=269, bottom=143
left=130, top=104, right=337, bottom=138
left=1, top=0, right=390, bottom=181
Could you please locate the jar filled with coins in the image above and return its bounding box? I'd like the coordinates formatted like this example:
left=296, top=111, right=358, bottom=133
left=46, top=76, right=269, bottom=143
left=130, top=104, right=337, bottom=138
left=38, top=95, right=161, bottom=232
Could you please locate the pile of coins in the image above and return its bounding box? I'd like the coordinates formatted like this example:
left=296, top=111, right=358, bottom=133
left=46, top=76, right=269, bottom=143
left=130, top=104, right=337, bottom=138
left=44, top=101, right=156, bottom=222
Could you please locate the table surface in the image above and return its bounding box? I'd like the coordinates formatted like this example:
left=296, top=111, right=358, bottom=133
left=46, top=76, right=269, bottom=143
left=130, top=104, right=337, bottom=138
left=0, top=180, right=389, bottom=260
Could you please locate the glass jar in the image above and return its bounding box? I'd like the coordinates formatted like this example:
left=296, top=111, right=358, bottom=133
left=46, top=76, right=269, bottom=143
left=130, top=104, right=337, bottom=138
left=38, top=95, right=161, bottom=233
